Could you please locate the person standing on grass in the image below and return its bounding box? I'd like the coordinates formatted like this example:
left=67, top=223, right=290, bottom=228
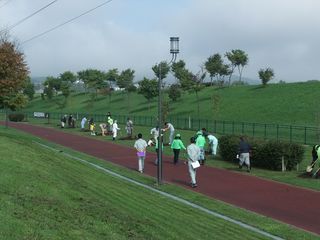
left=163, top=122, right=175, bottom=145
left=196, top=131, right=206, bottom=165
left=107, top=112, right=113, bottom=134
left=80, top=116, right=87, bottom=131
left=89, top=118, right=96, bottom=136
left=134, top=133, right=148, bottom=173
left=171, top=133, right=186, bottom=165
left=207, top=133, right=218, bottom=158
left=187, top=137, right=200, bottom=188
left=125, top=117, right=133, bottom=138
left=238, top=136, right=251, bottom=172
left=150, top=126, right=159, bottom=146
left=112, top=120, right=120, bottom=141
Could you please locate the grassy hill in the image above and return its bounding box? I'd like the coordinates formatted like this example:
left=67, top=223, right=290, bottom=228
left=0, top=127, right=317, bottom=240
left=24, top=81, right=320, bottom=126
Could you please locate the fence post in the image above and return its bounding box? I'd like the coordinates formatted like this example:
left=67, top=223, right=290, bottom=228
left=214, top=120, right=217, bottom=132
left=252, top=123, right=255, bottom=138
left=242, top=122, right=244, bottom=134
left=276, top=124, right=279, bottom=141
left=223, top=121, right=225, bottom=134
left=264, top=124, right=267, bottom=139
left=304, top=127, right=307, bottom=144
left=290, top=125, right=292, bottom=143
left=232, top=121, right=235, bottom=134
left=188, top=116, right=191, bottom=129
left=281, top=156, right=286, bottom=172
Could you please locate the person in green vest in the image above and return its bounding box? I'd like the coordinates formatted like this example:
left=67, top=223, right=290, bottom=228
left=196, top=131, right=206, bottom=165
left=171, top=133, right=186, bottom=165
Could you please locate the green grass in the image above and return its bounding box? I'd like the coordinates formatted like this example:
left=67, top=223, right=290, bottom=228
left=23, top=81, right=320, bottom=126
left=0, top=126, right=318, bottom=239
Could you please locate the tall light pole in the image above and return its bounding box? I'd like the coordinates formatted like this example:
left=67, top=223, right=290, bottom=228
left=157, top=37, right=179, bottom=185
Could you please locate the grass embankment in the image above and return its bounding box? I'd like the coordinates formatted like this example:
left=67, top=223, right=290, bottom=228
left=0, top=127, right=318, bottom=239
left=24, top=81, right=320, bottom=126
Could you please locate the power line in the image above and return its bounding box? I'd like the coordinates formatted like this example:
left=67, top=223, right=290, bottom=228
left=0, top=0, right=13, bottom=9
left=0, top=0, right=58, bottom=34
left=22, top=0, right=114, bottom=45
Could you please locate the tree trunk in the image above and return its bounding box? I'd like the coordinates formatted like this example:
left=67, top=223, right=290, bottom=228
left=127, top=91, right=131, bottom=113
left=196, top=91, right=200, bottom=117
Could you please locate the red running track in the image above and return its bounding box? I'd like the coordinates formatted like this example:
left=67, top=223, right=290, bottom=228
left=4, top=122, right=320, bottom=235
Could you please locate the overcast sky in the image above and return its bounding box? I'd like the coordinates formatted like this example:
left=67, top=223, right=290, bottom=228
left=1, top=0, right=320, bottom=82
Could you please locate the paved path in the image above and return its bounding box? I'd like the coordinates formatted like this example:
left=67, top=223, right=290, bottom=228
left=4, top=122, right=320, bottom=235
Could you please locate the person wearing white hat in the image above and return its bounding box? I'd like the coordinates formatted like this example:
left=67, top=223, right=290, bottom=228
left=170, top=133, right=186, bottom=165
left=112, top=120, right=120, bottom=141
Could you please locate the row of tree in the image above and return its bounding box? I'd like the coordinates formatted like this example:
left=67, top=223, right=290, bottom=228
left=0, top=30, right=274, bottom=112
left=41, top=48, right=274, bottom=114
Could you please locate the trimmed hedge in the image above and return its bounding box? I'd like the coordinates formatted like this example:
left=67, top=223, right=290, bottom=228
left=219, top=135, right=304, bottom=171
left=8, top=113, right=25, bottom=122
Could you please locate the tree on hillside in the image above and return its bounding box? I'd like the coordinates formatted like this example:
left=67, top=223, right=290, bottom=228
left=168, top=84, right=182, bottom=102
left=189, top=68, right=206, bottom=116
left=152, top=61, right=170, bottom=83
left=0, top=33, right=29, bottom=110
left=259, top=67, right=274, bottom=86
left=23, top=76, right=35, bottom=100
left=43, top=76, right=60, bottom=99
left=138, top=77, right=158, bottom=110
left=171, top=60, right=194, bottom=91
left=171, top=60, right=186, bottom=81
left=225, top=49, right=248, bottom=83
left=118, top=68, right=135, bottom=112
left=59, top=71, right=76, bottom=98
left=105, top=68, right=119, bottom=102
left=77, top=69, right=106, bottom=96
left=205, top=53, right=230, bottom=87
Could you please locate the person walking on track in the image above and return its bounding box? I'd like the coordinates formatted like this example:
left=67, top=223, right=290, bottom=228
left=134, top=133, right=148, bottom=173
left=171, top=133, right=186, bottom=165
left=187, top=137, right=200, bottom=188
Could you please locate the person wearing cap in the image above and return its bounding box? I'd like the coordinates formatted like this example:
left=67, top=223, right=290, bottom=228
left=187, top=137, right=200, bottom=188
left=196, top=131, right=206, bottom=165
left=89, top=118, right=95, bottom=136
left=207, top=133, right=218, bottom=157
left=107, top=113, right=113, bottom=134
left=112, top=120, right=120, bottom=141
left=80, top=116, right=87, bottom=131
left=170, top=133, right=186, bottom=165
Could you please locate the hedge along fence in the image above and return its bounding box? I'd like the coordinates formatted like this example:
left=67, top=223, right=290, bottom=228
left=1, top=109, right=320, bottom=145
left=8, top=113, right=25, bottom=122
left=219, top=135, right=305, bottom=171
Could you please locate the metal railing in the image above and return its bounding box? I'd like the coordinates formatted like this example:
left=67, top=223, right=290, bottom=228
left=1, top=109, right=319, bottom=145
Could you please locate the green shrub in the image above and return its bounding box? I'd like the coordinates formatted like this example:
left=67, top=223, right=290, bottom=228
left=8, top=113, right=25, bottom=122
left=219, top=135, right=304, bottom=171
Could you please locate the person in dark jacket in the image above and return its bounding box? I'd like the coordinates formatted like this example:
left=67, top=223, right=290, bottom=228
left=238, top=136, right=251, bottom=172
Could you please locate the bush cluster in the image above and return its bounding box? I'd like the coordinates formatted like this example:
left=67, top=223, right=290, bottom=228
left=8, top=113, right=25, bottom=122
left=219, top=135, right=304, bottom=171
